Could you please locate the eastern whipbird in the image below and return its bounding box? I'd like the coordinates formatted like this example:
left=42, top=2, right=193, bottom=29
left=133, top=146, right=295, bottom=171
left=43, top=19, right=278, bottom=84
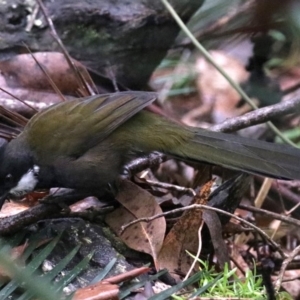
left=0, top=91, right=299, bottom=208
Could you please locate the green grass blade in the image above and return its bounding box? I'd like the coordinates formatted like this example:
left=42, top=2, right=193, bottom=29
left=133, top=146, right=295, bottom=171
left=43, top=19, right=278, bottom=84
left=119, top=270, right=167, bottom=299
left=148, top=271, right=203, bottom=300
left=0, top=233, right=61, bottom=298
left=54, top=251, right=94, bottom=293
left=0, top=243, right=61, bottom=300
left=90, top=258, right=117, bottom=284
left=17, top=244, right=81, bottom=300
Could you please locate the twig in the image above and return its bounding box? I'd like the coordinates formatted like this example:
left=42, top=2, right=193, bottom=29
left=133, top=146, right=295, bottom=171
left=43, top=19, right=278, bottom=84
left=158, top=49, right=191, bottom=103
left=281, top=275, right=300, bottom=282
left=161, top=0, right=297, bottom=147
left=275, top=244, right=300, bottom=291
left=211, top=96, right=300, bottom=133
left=230, top=254, right=246, bottom=276
left=23, top=45, right=66, bottom=102
left=239, top=204, right=300, bottom=227
left=145, top=179, right=196, bottom=196
left=184, top=220, right=204, bottom=281
left=0, top=203, right=61, bottom=235
left=36, top=0, right=94, bottom=96
left=254, top=178, right=273, bottom=208
left=120, top=204, right=285, bottom=258
left=0, top=87, right=37, bottom=113
left=25, top=3, right=40, bottom=32
left=210, top=98, right=300, bottom=132
left=0, top=106, right=28, bottom=127
left=255, top=177, right=300, bottom=206
left=179, top=1, right=255, bottom=46
left=0, top=192, right=86, bottom=235
left=286, top=202, right=300, bottom=215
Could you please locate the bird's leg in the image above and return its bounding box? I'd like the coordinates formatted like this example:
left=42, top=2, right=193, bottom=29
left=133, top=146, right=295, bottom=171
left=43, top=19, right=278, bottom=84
left=40, top=188, right=95, bottom=214
left=120, top=151, right=165, bottom=180
left=143, top=179, right=196, bottom=196
left=39, top=188, right=91, bottom=206
left=113, top=152, right=165, bottom=193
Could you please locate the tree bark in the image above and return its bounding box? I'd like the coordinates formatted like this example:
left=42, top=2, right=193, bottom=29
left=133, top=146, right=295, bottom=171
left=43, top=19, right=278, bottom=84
left=0, top=0, right=204, bottom=90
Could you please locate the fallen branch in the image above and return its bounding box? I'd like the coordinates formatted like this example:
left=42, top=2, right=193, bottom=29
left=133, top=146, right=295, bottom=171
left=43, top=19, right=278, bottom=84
left=211, top=96, right=300, bottom=133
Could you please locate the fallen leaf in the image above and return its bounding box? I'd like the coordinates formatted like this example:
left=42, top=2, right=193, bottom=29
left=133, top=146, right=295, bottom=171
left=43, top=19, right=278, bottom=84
left=202, top=210, right=229, bottom=268
left=0, top=242, right=27, bottom=282
left=0, top=191, right=48, bottom=218
left=105, top=180, right=166, bottom=269
left=72, top=282, right=119, bottom=300
left=0, top=201, right=30, bottom=218
left=104, top=267, right=150, bottom=284
left=157, top=180, right=213, bottom=276
left=194, top=50, right=250, bottom=124
left=0, top=52, right=93, bottom=95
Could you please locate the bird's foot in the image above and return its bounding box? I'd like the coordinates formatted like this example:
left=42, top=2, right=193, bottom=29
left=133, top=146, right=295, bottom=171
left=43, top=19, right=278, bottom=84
left=122, top=152, right=164, bottom=178
left=39, top=188, right=90, bottom=206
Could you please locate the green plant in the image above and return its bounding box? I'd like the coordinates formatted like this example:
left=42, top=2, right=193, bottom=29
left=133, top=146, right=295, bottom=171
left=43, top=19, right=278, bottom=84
left=171, top=256, right=266, bottom=299
left=0, top=232, right=94, bottom=300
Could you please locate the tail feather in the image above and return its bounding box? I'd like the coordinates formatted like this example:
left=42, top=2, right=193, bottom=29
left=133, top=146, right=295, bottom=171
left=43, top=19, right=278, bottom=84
left=131, top=111, right=300, bottom=179
left=177, top=128, right=300, bottom=179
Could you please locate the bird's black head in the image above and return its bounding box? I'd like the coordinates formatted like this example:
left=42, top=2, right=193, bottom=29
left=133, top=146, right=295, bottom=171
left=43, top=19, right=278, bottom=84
left=0, top=138, right=39, bottom=208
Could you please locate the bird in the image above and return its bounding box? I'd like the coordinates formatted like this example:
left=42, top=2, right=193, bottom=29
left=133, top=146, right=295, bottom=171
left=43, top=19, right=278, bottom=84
left=0, top=91, right=299, bottom=209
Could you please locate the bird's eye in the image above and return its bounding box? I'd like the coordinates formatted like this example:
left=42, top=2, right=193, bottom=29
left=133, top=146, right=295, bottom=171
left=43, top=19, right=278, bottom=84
left=5, top=174, right=13, bottom=184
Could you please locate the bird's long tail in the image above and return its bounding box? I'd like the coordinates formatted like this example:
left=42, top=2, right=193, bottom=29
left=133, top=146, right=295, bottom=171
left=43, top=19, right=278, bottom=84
left=176, top=127, right=300, bottom=180
left=130, top=111, right=300, bottom=180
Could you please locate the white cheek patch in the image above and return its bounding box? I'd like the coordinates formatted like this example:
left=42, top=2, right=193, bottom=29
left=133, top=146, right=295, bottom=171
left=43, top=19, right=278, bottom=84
left=9, top=165, right=40, bottom=195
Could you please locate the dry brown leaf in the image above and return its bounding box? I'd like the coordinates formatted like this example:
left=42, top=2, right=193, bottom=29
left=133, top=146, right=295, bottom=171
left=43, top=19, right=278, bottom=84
left=230, top=244, right=250, bottom=278
left=0, top=52, right=93, bottom=95
left=0, top=201, right=30, bottom=218
left=103, top=267, right=150, bottom=284
left=105, top=180, right=166, bottom=269
left=72, top=282, right=119, bottom=300
left=157, top=180, right=213, bottom=276
left=279, top=270, right=300, bottom=299
left=0, top=191, right=48, bottom=218
left=202, top=210, right=229, bottom=268
left=73, top=267, right=150, bottom=300
left=194, top=51, right=250, bottom=124
left=0, top=52, right=94, bottom=117
left=0, top=242, right=27, bottom=282
left=70, top=197, right=105, bottom=213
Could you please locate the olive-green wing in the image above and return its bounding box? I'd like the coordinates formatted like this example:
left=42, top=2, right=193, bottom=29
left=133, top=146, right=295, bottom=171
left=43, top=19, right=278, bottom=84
left=24, top=91, right=156, bottom=162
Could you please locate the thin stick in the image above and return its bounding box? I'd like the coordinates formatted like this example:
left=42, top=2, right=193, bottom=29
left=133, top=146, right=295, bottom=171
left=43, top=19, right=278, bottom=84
left=184, top=220, right=204, bottom=280
left=36, top=0, right=93, bottom=96
left=161, top=0, right=298, bottom=147
left=0, top=87, right=37, bottom=113
left=239, top=204, right=300, bottom=227
left=23, top=44, right=66, bottom=102
left=121, top=204, right=285, bottom=258
left=275, top=244, right=300, bottom=291
left=211, top=96, right=300, bottom=133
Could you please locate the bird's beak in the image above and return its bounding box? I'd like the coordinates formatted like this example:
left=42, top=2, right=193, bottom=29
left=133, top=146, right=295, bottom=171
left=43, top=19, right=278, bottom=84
left=0, top=191, right=8, bottom=210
